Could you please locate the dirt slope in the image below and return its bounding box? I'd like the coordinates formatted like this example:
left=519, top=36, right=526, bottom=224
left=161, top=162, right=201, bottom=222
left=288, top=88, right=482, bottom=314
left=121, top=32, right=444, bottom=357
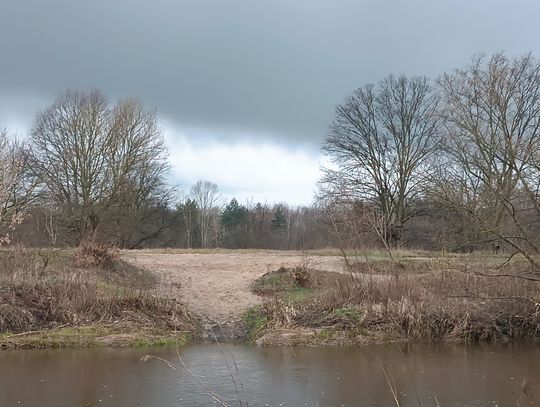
left=122, top=251, right=344, bottom=323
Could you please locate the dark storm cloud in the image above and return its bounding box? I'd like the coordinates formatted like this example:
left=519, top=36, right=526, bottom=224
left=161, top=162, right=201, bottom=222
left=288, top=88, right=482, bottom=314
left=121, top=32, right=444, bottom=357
left=1, top=0, right=540, bottom=145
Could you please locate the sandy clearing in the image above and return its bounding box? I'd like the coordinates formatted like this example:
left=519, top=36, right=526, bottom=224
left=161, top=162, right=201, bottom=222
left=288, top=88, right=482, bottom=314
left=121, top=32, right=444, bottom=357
left=122, top=251, right=344, bottom=323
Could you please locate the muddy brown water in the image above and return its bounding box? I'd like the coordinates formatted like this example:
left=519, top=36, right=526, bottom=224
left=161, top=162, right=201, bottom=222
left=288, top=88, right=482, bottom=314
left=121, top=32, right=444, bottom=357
left=0, top=342, right=538, bottom=406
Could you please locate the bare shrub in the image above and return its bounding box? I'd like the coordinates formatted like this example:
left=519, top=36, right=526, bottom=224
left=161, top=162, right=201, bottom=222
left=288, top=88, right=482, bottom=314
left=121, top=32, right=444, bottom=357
left=261, top=297, right=299, bottom=327
left=73, top=241, right=119, bottom=269
left=288, top=266, right=310, bottom=288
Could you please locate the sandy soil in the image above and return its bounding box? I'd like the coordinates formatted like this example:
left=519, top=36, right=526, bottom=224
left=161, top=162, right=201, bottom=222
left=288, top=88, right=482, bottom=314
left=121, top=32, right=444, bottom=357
left=122, top=251, right=344, bottom=323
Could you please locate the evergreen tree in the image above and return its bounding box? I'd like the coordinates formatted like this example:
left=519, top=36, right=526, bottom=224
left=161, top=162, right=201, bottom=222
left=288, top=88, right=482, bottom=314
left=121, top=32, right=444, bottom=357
left=221, top=198, right=248, bottom=248
left=221, top=198, right=247, bottom=230
left=271, top=205, right=287, bottom=231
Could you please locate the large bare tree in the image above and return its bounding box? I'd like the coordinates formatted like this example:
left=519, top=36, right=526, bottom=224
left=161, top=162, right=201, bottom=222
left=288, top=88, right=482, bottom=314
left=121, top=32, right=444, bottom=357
left=437, top=53, right=540, bottom=271
left=0, top=130, right=36, bottom=243
left=321, top=75, right=441, bottom=247
left=30, top=90, right=170, bottom=243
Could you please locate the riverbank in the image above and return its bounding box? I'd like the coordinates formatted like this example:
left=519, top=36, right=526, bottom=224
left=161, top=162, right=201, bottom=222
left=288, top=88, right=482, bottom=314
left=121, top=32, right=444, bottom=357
left=245, top=255, right=540, bottom=346
left=1, top=248, right=538, bottom=348
left=0, top=246, right=196, bottom=349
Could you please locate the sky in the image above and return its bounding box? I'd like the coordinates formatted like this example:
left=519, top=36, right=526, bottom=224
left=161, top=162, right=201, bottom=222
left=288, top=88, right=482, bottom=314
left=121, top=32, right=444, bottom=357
left=1, top=0, right=540, bottom=205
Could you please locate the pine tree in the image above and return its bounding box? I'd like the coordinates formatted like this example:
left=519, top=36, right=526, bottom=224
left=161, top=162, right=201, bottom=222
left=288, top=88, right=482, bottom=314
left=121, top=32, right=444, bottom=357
left=221, top=198, right=247, bottom=230
left=271, top=205, right=287, bottom=231
left=221, top=198, right=247, bottom=247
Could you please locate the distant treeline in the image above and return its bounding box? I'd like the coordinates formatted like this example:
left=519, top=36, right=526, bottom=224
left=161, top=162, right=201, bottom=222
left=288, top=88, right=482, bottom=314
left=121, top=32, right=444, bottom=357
left=8, top=190, right=495, bottom=251
left=11, top=197, right=334, bottom=250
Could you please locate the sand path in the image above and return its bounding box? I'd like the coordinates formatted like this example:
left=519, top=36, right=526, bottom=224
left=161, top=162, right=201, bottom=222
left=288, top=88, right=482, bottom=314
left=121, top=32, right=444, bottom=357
left=122, top=251, right=344, bottom=323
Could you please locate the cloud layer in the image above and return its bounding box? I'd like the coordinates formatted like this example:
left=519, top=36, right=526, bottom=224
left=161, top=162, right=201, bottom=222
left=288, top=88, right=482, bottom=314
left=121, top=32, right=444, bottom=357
left=2, top=0, right=540, bottom=144
left=1, top=0, right=540, bottom=202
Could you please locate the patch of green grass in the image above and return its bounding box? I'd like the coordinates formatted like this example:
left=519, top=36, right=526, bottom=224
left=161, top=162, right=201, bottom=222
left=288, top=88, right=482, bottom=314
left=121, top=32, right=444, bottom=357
left=0, top=325, right=193, bottom=349
left=53, top=326, right=112, bottom=337
left=243, top=307, right=268, bottom=343
left=317, top=329, right=335, bottom=339
left=332, top=307, right=363, bottom=322
left=0, top=327, right=104, bottom=349
left=282, top=287, right=317, bottom=303
left=251, top=269, right=298, bottom=295
left=256, top=273, right=282, bottom=288
left=131, top=333, right=191, bottom=347
left=305, top=248, right=431, bottom=259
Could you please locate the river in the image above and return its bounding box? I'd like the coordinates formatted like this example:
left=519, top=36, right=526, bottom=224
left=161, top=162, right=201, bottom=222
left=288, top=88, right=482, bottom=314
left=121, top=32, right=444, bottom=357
left=0, top=342, right=538, bottom=406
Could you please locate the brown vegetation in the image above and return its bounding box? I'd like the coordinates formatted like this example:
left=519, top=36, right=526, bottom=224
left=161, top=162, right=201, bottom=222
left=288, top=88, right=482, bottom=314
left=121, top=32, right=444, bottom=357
left=73, top=240, right=120, bottom=269
left=0, top=248, right=195, bottom=347
left=252, top=255, right=540, bottom=344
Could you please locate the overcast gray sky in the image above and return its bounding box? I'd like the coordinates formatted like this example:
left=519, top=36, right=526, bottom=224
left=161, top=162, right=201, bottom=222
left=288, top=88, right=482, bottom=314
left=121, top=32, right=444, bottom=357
left=1, top=0, right=539, bottom=204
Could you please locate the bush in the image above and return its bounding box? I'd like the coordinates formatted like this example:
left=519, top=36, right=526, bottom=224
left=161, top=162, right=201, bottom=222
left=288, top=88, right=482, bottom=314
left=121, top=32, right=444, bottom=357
left=73, top=241, right=119, bottom=269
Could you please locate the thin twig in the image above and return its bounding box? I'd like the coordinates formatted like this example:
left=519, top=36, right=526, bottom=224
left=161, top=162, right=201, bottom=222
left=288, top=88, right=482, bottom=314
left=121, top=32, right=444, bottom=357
left=213, top=325, right=247, bottom=407
left=381, top=364, right=401, bottom=407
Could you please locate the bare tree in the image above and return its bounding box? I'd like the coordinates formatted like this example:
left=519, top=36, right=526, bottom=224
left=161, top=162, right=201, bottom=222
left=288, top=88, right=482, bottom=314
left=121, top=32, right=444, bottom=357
left=44, top=198, right=59, bottom=246
left=30, top=89, right=171, bottom=244
left=178, top=198, right=199, bottom=248
left=190, top=181, right=222, bottom=248
left=0, top=130, right=36, bottom=243
left=321, top=75, right=441, bottom=247
left=437, top=53, right=540, bottom=271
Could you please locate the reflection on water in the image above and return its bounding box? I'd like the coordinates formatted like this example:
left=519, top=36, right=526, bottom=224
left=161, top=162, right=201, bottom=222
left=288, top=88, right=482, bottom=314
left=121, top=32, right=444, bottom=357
left=0, top=342, right=538, bottom=406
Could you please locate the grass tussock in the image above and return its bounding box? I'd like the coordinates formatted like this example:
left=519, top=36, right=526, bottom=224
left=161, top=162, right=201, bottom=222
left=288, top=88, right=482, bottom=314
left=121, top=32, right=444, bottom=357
left=0, top=248, right=194, bottom=341
left=254, top=259, right=540, bottom=343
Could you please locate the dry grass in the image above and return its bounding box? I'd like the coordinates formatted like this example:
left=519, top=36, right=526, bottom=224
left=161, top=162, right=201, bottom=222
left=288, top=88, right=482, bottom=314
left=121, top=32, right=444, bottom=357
left=73, top=240, right=120, bottom=269
left=255, top=258, right=540, bottom=342
left=0, top=248, right=195, bottom=337
left=252, top=266, right=320, bottom=296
